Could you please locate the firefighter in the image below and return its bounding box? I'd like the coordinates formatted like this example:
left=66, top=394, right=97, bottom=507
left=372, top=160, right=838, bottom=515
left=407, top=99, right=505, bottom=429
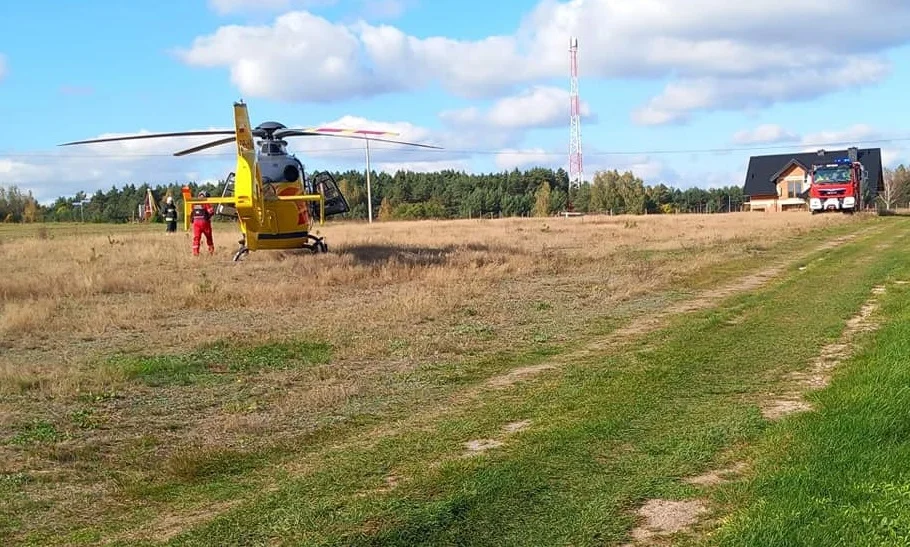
left=191, top=191, right=215, bottom=256
left=162, top=196, right=178, bottom=234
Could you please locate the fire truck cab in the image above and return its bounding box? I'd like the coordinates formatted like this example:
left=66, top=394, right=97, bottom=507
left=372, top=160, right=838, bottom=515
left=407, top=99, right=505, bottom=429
left=807, top=156, right=867, bottom=214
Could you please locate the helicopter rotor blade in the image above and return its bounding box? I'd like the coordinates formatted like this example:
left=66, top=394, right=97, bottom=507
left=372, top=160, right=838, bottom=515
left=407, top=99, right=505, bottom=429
left=275, top=130, right=443, bottom=149
left=59, top=130, right=236, bottom=147
left=174, top=136, right=238, bottom=156
left=277, top=127, right=400, bottom=138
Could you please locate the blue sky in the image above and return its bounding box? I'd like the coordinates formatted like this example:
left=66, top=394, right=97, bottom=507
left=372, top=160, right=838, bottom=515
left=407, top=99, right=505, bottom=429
left=2, top=0, right=910, bottom=202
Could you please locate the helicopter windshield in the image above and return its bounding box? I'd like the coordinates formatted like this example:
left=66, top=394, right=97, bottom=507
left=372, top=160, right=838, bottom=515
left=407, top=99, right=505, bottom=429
left=259, top=141, right=287, bottom=156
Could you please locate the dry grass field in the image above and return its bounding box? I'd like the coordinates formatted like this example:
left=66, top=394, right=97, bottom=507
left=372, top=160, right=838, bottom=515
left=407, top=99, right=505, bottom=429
left=1, top=213, right=853, bottom=393
left=0, top=212, right=867, bottom=544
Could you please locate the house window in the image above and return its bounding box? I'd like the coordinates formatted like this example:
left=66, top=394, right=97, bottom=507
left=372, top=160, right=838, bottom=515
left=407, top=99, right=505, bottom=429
left=787, top=180, right=803, bottom=198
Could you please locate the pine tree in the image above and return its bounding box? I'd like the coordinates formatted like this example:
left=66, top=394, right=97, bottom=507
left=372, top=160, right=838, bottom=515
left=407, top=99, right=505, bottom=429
left=378, top=197, right=394, bottom=221
left=533, top=181, right=551, bottom=217
left=23, top=197, right=38, bottom=223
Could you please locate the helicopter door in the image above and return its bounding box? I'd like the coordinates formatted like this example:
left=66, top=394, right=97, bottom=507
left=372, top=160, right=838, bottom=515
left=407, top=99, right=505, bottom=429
left=311, top=171, right=350, bottom=217
left=216, top=173, right=237, bottom=218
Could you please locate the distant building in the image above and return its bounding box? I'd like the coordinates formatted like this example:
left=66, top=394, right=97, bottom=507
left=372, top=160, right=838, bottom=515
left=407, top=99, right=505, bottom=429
left=743, top=148, right=884, bottom=212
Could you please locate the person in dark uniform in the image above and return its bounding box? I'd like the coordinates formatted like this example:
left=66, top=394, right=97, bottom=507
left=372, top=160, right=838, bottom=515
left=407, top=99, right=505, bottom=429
left=191, top=191, right=215, bottom=255
left=162, top=196, right=178, bottom=233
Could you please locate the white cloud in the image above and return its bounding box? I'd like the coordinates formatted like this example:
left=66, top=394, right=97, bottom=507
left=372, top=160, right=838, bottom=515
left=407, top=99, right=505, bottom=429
left=633, top=56, right=890, bottom=125
left=287, top=113, right=528, bottom=171
left=491, top=148, right=682, bottom=185
left=671, top=168, right=743, bottom=190
left=441, top=86, right=594, bottom=131
left=586, top=153, right=684, bottom=185
left=732, top=124, right=800, bottom=145
left=621, top=159, right=677, bottom=183
left=177, top=13, right=395, bottom=102
left=0, top=129, right=241, bottom=203
left=795, top=123, right=910, bottom=169
left=285, top=114, right=440, bottom=166
left=376, top=159, right=472, bottom=173
left=178, top=1, right=910, bottom=121
left=881, top=148, right=905, bottom=167
left=730, top=122, right=896, bottom=155
left=589, top=153, right=741, bottom=190
left=493, top=148, right=556, bottom=170
left=799, top=124, right=882, bottom=148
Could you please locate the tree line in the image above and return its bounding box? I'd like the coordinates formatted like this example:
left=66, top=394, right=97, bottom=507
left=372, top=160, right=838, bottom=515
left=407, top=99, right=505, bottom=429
left=1, top=166, right=752, bottom=224
left=877, top=165, right=910, bottom=210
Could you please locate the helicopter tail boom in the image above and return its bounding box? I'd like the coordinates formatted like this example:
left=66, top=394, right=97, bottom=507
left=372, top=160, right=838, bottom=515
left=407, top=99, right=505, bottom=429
left=231, top=101, right=264, bottom=235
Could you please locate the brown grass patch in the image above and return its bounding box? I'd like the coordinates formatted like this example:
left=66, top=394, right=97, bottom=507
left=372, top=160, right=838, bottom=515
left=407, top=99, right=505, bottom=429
left=684, top=462, right=749, bottom=487
left=626, top=498, right=709, bottom=544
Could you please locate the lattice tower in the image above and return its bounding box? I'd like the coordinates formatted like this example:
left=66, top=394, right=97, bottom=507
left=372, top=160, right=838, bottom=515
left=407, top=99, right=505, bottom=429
left=568, top=36, right=584, bottom=188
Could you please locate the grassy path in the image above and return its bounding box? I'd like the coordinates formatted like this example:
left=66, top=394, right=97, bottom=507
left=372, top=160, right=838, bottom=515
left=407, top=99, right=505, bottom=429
left=130, top=218, right=910, bottom=547
left=701, top=238, right=910, bottom=544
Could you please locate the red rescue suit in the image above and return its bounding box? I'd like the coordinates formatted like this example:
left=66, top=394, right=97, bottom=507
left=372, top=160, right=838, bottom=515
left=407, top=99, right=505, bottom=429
left=191, top=203, right=215, bottom=255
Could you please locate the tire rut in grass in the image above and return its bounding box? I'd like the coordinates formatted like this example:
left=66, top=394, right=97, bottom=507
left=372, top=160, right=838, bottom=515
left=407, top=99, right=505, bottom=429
left=616, top=227, right=894, bottom=547
left=761, top=282, right=886, bottom=421
left=484, top=230, right=869, bottom=391
left=683, top=461, right=749, bottom=487
left=641, top=238, right=902, bottom=546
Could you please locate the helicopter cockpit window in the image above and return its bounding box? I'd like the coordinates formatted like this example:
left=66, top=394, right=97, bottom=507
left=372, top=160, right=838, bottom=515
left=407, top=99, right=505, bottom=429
left=259, top=142, right=286, bottom=156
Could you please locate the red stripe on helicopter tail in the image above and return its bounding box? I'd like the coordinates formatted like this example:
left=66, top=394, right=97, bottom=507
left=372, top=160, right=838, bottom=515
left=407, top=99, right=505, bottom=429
left=312, top=127, right=397, bottom=136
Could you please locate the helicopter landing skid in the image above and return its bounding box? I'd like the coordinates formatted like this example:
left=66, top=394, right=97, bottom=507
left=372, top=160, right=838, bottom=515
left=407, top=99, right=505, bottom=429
left=232, top=245, right=250, bottom=262
left=302, top=234, right=328, bottom=254
left=231, top=235, right=326, bottom=261
left=231, top=236, right=250, bottom=262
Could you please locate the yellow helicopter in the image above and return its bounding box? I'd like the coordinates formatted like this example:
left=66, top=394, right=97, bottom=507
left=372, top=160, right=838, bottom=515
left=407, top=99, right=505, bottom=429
left=60, top=100, right=442, bottom=260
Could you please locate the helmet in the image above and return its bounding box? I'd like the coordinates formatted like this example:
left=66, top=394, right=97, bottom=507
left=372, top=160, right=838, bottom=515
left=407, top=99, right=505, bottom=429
left=166, top=196, right=173, bottom=204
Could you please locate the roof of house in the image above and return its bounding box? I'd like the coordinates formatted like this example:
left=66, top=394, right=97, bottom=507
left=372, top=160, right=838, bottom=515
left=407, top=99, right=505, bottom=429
left=743, top=148, right=884, bottom=196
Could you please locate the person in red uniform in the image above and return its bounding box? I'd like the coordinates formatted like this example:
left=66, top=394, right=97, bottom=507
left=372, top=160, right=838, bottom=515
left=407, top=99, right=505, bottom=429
left=191, top=191, right=215, bottom=256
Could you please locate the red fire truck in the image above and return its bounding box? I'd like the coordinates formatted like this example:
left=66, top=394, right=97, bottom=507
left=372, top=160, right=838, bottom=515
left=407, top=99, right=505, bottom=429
left=807, top=156, right=866, bottom=214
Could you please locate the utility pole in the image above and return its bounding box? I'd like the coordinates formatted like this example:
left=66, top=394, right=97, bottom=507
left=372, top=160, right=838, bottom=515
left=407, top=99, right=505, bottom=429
left=76, top=199, right=89, bottom=222
left=365, top=138, right=373, bottom=223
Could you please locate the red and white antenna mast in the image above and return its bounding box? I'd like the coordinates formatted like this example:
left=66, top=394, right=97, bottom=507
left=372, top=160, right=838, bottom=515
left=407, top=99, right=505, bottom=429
left=568, top=36, right=584, bottom=188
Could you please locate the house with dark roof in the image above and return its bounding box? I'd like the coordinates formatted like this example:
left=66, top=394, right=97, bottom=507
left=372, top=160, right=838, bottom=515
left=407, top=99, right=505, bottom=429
left=743, top=147, right=884, bottom=212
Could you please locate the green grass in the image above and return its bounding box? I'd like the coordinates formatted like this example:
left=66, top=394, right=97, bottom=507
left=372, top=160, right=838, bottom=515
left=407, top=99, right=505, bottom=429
left=108, top=339, right=333, bottom=386
left=705, top=279, right=910, bottom=545
left=6, top=421, right=62, bottom=446
left=143, top=219, right=910, bottom=545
